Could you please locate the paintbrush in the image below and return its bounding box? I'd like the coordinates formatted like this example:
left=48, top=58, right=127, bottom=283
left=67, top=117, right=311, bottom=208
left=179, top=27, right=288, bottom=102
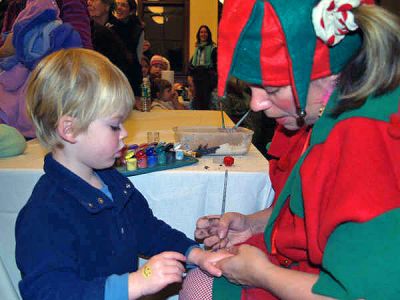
left=219, top=99, right=226, bottom=129
left=221, top=169, right=228, bottom=214
left=233, top=109, right=251, bottom=129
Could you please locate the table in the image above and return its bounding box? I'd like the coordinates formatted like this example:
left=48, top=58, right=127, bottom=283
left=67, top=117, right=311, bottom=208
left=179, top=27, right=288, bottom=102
left=0, top=110, right=274, bottom=299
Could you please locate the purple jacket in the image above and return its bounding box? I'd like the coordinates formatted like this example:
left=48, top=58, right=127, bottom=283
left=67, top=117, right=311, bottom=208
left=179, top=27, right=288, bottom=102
left=0, top=0, right=82, bottom=138
left=1, top=0, right=92, bottom=49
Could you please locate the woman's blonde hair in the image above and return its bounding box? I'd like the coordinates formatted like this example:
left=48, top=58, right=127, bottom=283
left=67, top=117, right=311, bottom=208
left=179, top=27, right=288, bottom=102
left=335, top=5, right=400, bottom=114
left=27, top=48, right=134, bottom=150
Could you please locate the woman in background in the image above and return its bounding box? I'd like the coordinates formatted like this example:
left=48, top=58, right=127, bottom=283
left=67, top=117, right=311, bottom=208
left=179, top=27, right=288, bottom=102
left=188, top=25, right=217, bottom=110
left=87, top=0, right=140, bottom=100
left=189, top=25, right=216, bottom=71
left=110, top=0, right=143, bottom=97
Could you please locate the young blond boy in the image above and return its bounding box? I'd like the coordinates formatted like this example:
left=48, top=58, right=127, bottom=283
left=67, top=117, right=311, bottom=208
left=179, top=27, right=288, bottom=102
left=16, top=48, right=230, bottom=299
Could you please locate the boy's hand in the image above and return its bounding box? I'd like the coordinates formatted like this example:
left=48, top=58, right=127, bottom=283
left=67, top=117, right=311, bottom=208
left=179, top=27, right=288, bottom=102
left=128, top=251, right=186, bottom=299
left=187, top=247, right=234, bottom=277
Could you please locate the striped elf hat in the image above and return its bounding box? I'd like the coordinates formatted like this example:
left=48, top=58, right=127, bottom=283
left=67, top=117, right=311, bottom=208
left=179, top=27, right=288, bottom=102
left=217, top=0, right=374, bottom=119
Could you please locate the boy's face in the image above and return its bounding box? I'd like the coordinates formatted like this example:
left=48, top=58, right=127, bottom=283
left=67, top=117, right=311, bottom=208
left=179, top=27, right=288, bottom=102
left=74, top=114, right=127, bottom=170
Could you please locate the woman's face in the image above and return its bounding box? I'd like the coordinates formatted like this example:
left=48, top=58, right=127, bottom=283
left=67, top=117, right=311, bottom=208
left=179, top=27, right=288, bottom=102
left=199, top=27, right=209, bottom=43
left=250, top=77, right=333, bottom=130
left=114, top=0, right=131, bottom=20
left=87, top=0, right=110, bottom=19
left=250, top=85, right=299, bottom=130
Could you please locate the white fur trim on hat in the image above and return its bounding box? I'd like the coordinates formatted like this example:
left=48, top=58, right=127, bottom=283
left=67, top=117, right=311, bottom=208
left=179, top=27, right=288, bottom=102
left=150, top=55, right=171, bottom=70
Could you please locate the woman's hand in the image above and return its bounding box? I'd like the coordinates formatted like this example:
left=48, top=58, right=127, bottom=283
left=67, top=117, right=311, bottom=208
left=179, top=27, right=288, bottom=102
left=216, top=244, right=274, bottom=287
left=128, top=251, right=186, bottom=299
left=195, top=212, right=253, bottom=250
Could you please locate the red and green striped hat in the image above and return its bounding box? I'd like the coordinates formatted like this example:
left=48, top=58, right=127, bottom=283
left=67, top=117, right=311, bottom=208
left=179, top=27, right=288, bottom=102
left=217, top=0, right=373, bottom=115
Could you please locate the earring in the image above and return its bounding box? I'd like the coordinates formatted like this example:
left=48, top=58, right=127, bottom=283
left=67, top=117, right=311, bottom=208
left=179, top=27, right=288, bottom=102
left=318, top=106, right=325, bottom=118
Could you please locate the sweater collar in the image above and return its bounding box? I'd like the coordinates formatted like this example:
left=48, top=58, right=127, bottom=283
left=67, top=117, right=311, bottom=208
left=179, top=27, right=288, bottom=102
left=43, top=153, right=133, bottom=213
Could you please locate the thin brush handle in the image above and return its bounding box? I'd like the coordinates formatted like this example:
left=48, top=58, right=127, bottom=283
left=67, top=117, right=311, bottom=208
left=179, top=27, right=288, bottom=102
left=221, top=170, right=228, bottom=214
left=220, top=104, right=226, bottom=128
left=234, top=109, right=251, bottom=129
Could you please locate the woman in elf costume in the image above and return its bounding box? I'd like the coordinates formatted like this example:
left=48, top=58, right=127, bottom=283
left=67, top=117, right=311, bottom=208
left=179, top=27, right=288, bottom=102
left=181, top=0, right=400, bottom=299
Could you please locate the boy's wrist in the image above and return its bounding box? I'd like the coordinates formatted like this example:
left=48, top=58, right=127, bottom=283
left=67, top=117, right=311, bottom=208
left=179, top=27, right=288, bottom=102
left=186, top=246, right=203, bottom=267
left=128, top=271, right=143, bottom=300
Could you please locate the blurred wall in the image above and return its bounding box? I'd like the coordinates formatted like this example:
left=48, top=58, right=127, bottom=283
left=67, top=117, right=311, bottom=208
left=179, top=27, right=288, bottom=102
left=189, top=0, right=218, bottom=58
left=380, top=0, right=399, bottom=15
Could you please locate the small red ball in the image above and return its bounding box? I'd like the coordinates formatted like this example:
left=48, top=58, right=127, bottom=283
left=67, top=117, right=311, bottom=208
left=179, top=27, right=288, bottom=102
left=223, top=156, right=234, bottom=166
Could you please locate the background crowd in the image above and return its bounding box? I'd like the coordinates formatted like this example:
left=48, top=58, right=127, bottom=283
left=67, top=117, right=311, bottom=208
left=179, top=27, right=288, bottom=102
left=0, top=0, right=282, bottom=159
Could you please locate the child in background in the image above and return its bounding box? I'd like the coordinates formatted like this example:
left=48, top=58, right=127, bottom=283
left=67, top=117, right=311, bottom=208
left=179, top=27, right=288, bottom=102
left=151, top=78, right=184, bottom=110
left=16, top=48, right=231, bottom=300
left=149, top=54, right=170, bottom=80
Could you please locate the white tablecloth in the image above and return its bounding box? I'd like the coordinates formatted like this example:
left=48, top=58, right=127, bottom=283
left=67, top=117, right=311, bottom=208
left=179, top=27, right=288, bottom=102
left=0, top=110, right=273, bottom=299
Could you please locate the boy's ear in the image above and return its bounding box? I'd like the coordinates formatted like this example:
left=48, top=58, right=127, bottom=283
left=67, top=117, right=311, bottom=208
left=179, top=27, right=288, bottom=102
left=57, top=115, right=78, bottom=144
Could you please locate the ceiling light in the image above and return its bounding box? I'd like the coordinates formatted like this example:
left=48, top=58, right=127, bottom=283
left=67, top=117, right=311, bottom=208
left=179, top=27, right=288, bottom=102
left=152, top=15, right=165, bottom=24
left=148, top=6, right=164, bottom=14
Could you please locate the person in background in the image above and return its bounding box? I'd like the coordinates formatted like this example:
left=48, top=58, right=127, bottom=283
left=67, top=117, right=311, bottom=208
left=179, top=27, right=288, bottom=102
left=186, top=74, right=194, bottom=101
left=149, top=54, right=170, bottom=81
left=109, top=0, right=143, bottom=98
left=188, top=25, right=217, bottom=110
left=187, top=66, right=217, bottom=110
left=16, top=48, right=232, bottom=300
left=189, top=25, right=216, bottom=71
left=181, top=0, right=400, bottom=299
left=151, top=78, right=184, bottom=110
left=87, top=0, right=112, bottom=26
left=141, top=55, right=150, bottom=79
left=142, top=39, right=153, bottom=61
left=87, top=0, right=141, bottom=104
left=0, top=0, right=83, bottom=138
left=0, top=0, right=92, bottom=50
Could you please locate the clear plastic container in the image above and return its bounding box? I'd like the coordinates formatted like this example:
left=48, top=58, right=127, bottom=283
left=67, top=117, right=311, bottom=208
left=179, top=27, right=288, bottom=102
left=173, top=126, right=254, bottom=155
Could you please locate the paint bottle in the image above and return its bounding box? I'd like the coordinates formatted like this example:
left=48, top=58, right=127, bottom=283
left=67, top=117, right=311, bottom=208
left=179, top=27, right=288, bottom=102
left=147, top=154, right=158, bottom=168
left=156, top=145, right=167, bottom=165
left=166, top=150, right=176, bottom=164
left=136, top=150, right=147, bottom=169
left=175, top=149, right=184, bottom=160
left=126, top=158, right=137, bottom=171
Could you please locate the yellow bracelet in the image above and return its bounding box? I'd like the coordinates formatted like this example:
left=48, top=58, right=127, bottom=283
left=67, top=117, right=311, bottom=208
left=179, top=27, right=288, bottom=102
left=142, top=265, right=152, bottom=278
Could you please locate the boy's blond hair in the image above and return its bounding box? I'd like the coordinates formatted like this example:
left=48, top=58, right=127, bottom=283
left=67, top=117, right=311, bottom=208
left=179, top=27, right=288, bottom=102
left=27, top=48, right=134, bottom=150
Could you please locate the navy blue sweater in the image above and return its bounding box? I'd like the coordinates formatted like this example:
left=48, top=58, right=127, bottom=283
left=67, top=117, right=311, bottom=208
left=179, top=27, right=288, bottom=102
left=15, top=154, right=196, bottom=299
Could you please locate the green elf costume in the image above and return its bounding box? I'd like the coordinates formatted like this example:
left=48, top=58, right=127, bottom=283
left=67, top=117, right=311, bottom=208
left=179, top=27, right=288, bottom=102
left=213, top=0, right=400, bottom=299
